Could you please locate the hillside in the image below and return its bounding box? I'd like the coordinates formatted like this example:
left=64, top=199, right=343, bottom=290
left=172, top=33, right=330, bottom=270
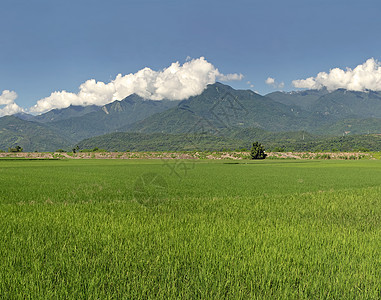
left=43, top=94, right=181, bottom=141
left=267, top=88, right=381, bottom=135
left=77, top=132, right=243, bottom=152
left=33, top=105, right=101, bottom=123
left=77, top=125, right=381, bottom=153
left=265, top=89, right=329, bottom=110
left=313, top=118, right=381, bottom=136
left=310, top=89, right=381, bottom=119
left=77, top=129, right=314, bottom=152
left=275, top=134, right=381, bottom=152
left=122, top=83, right=327, bottom=134
left=0, top=116, right=72, bottom=152
left=77, top=128, right=313, bottom=152
left=4, top=83, right=381, bottom=151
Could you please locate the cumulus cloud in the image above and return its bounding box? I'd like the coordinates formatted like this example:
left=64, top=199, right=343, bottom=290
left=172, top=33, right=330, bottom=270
left=265, top=77, right=275, bottom=85
left=30, top=57, right=244, bottom=114
left=292, top=58, right=381, bottom=91
left=265, top=77, right=284, bottom=89
left=0, top=90, right=23, bottom=117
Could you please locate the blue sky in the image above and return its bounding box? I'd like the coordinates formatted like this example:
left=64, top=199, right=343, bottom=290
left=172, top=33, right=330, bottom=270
left=1, top=0, right=381, bottom=112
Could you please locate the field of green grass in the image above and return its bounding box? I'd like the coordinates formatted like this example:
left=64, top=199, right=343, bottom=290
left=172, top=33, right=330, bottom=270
left=0, top=158, right=381, bottom=298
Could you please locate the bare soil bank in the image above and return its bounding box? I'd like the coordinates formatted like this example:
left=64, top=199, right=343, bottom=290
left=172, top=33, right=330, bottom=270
left=0, top=151, right=373, bottom=160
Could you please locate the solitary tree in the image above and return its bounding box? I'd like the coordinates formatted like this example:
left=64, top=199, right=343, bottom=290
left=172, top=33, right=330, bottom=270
left=250, top=142, right=267, bottom=159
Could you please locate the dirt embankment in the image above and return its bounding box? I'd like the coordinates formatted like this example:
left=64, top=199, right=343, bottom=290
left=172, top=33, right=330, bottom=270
left=0, top=151, right=373, bottom=160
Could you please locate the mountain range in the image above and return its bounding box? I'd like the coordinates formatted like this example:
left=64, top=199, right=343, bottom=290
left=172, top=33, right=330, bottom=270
left=3, top=82, right=381, bottom=152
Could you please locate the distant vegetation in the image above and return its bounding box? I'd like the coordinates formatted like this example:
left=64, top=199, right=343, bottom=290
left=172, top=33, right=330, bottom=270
left=8, top=145, right=23, bottom=152
left=0, top=116, right=71, bottom=152
left=79, top=147, right=107, bottom=153
left=76, top=130, right=381, bottom=153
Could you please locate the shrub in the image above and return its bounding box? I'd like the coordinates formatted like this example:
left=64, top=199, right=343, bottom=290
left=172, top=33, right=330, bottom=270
left=250, top=142, right=267, bottom=160
left=273, top=147, right=285, bottom=152
left=8, top=146, right=23, bottom=152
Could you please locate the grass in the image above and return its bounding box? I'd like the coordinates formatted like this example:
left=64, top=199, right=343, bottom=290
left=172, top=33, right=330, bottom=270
left=0, top=159, right=381, bottom=298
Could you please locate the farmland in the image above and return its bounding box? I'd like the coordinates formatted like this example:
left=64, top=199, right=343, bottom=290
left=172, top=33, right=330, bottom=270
left=1, top=158, right=381, bottom=298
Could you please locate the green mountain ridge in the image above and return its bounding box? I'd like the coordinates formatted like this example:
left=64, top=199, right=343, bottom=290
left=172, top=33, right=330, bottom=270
left=122, top=83, right=327, bottom=134
left=3, top=82, right=381, bottom=152
left=33, top=105, right=101, bottom=123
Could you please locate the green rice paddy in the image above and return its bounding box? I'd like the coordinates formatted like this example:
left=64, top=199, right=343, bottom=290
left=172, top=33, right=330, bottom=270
left=0, top=158, right=380, bottom=298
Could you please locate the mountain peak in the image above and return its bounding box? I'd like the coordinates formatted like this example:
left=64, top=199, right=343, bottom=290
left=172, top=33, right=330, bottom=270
left=206, top=82, right=235, bottom=91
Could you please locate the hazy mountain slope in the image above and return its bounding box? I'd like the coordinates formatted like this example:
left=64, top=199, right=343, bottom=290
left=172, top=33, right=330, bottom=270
left=266, top=89, right=329, bottom=110
left=123, top=83, right=323, bottom=133
left=267, top=88, right=381, bottom=120
left=0, top=116, right=72, bottom=152
left=13, top=112, right=36, bottom=121
left=310, top=89, right=381, bottom=119
left=44, top=94, right=180, bottom=142
left=33, top=105, right=101, bottom=123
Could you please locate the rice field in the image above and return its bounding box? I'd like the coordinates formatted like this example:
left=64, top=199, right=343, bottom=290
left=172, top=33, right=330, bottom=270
left=0, top=158, right=380, bottom=299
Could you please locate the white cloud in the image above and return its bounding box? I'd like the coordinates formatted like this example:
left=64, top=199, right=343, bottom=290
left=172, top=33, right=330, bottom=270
left=265, top=77, right=275, bottom=85
left=292, top=58, right=381, bottom=91
left=218, top=73, right=244, bottom=81
left=30, top=57, right=243, bottom=114
left=265, top=77, right=284, bottom=89
left=0, top=90, right=17, bottom=106
left=0, top=90, right=23, bottom=117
